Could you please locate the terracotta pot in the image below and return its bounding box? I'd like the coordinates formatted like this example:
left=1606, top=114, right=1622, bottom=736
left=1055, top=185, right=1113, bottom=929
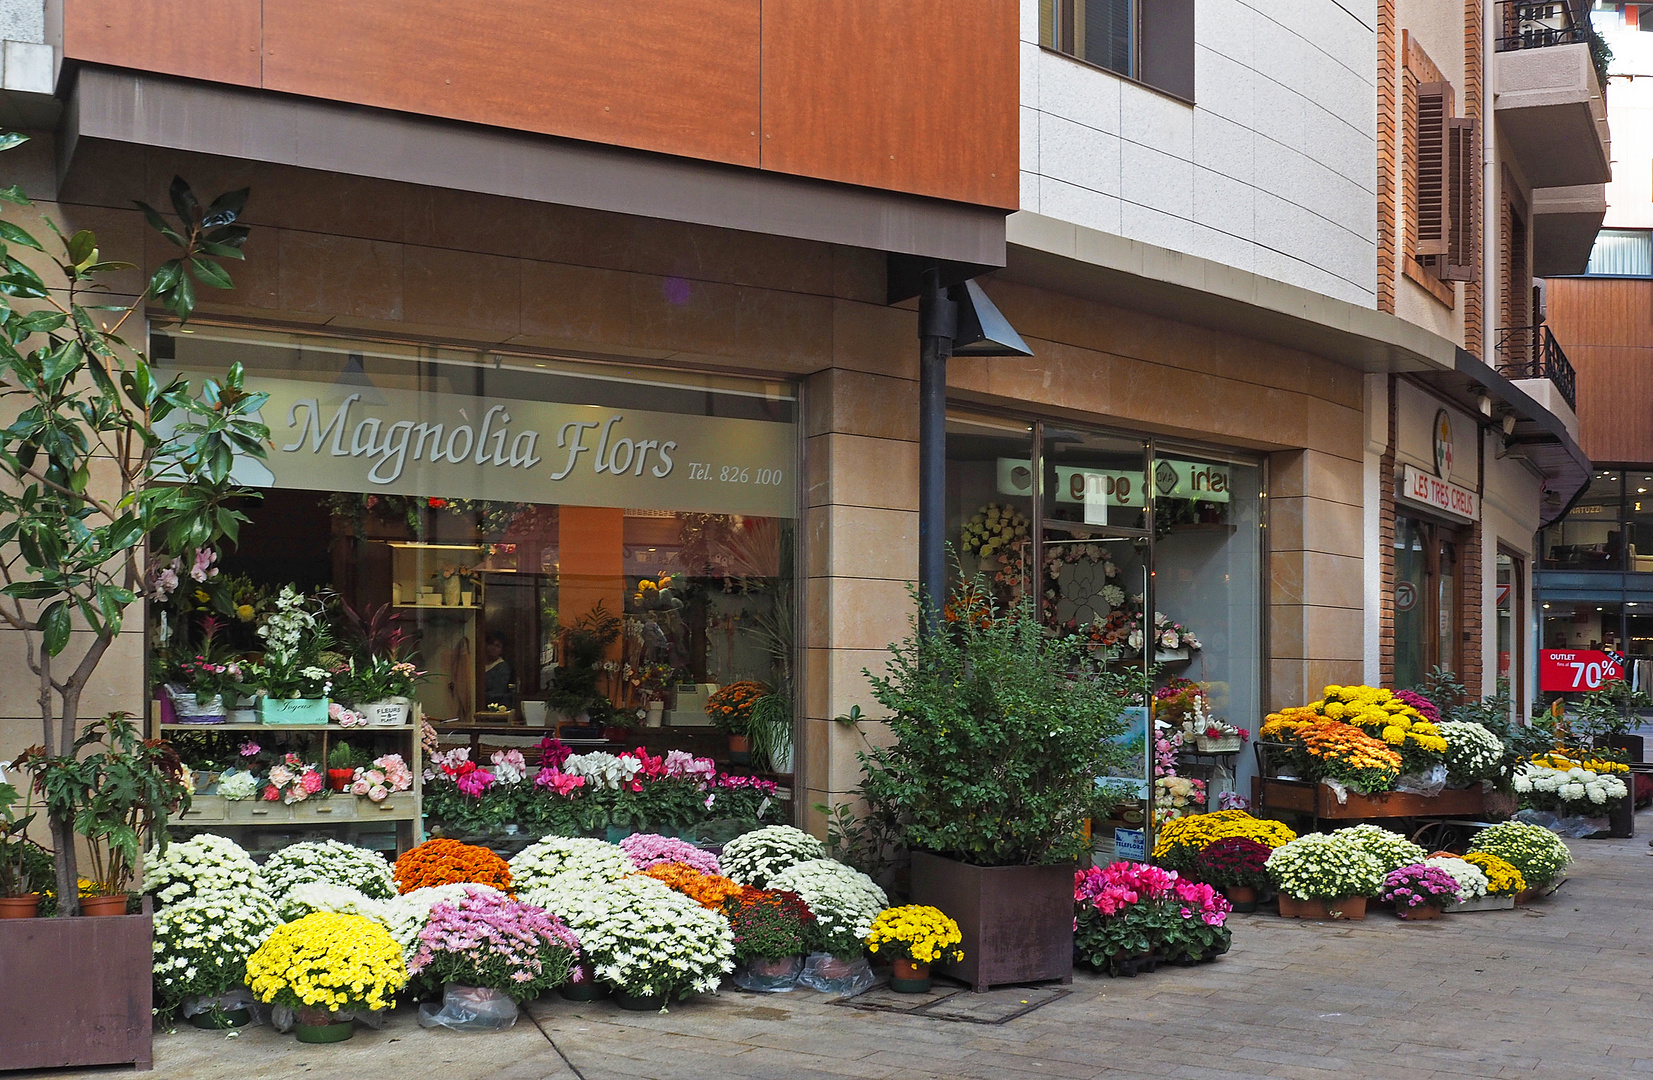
left=328, top=768, right=355, bottom=792
left=1224, top=885, right=1257, bottom=913
left=1328, top=896, right=1367, bottom=920
left=1278, top=895, right=1365, bottom=920
left=1397, top=903, right=1442, bottom=921
left=0, top=894, right=40, bottom=919
left=890, top=957, right=932, bottom=994
left=79, top=895, right=129, bottom=917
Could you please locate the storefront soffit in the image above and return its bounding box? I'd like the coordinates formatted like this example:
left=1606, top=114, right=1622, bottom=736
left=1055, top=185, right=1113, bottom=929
left=57, top=66, right=1007, bottom=269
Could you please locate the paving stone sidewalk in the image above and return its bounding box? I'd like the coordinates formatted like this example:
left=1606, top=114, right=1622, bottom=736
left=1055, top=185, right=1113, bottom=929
left=36, top=812, right=1653, bottom=1080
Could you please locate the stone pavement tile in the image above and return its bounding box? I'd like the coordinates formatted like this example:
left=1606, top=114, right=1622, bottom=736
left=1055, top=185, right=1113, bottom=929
left=1230, top=1046, right=1353, bottom=1071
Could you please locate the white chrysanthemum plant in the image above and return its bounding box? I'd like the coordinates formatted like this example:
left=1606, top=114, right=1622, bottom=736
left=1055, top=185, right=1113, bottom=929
left=1265, top=833, right=1385, bottom=901
left=1423, top=856, right=1490, bottom=902
left=720, top=825, right=827, bottom=889
left=142, top=833, right=269, bottom=907
left=259, top=839, right=397, bottom=901
left=1438, top=721, right=1506, bottom=786
left=508, top=836, right=637, bottom=893
left=769, top=858, right=888, bottom=958
left=532, top=875, right=734, bottom=1000
left=1334, top=824, right=1428, bottom=874
left=382, top=883, right=506, bottom=962
left=1514, top=763, right=1629, bottom=808
left=151, top=890, right=281, bottom=1021
left=277, top=881, right=393, bottom=925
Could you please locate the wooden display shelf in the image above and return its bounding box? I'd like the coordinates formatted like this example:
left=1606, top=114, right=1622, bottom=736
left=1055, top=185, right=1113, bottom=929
left=175, top=791, right=417, bottom=826
left=1255, top=778, right=1486, bottom=820
left=159, top=723, right=415, bottom=732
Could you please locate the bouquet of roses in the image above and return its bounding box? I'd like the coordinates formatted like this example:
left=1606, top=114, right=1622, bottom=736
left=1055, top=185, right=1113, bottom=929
left=262, top=752, right=324, bottom=805
left=721, top=825, right=827, bottom=889
left=409, top=887, right=581, bottom=1002
left=260, top=839, right=397, bottom=901
left=351, top=753, right=414, bottom=802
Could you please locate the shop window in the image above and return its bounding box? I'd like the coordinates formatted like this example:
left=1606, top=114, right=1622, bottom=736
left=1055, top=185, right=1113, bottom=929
left=1496, top=551, right=1524, bottom=714
left=150, top=324, right=798, bottom=783
left=1541, top=470, right=1624, bottom=569
left=1039, top=0, right=1195, bottom=101
left=1394, top=515, right=1463, bottom=688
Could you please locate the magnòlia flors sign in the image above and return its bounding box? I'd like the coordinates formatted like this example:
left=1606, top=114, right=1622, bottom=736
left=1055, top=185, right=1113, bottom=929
left=170, top=373, right=797, bottom=518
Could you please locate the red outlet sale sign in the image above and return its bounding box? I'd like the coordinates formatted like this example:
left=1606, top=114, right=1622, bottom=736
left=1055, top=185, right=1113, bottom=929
left=1538, top=649, right=1625, bottom=693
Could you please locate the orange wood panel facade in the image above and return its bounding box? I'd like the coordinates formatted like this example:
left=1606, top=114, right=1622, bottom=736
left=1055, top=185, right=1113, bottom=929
left=760, top=0, right=1020, bottom=208
left=60, top=0, right=1018, bottom=210
left=1544, top=277, right=1653, bottom=463
left=63, top=0, right=263, bottom=88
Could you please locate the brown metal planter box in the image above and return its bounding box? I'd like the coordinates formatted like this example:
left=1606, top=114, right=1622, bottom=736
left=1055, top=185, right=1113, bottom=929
left=909, top=851, right=1073, bottom=992
left=0, top=903, right=154, bottom=1071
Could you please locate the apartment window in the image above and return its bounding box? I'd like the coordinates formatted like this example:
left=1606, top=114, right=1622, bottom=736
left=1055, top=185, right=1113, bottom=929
left=1412, top=82, right=1479, bottom=284
left=1039, top=0, right=1195, bottom=102
left=1583, top=229, right=1653, bottom=276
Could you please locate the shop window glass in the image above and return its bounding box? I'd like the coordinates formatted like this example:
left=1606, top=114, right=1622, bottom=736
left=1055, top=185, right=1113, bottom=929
left=947, top=413, right=1037, bottom=604
left=1394, top=516, right=1430, bottom=689
left=1542, top=471, right=1624, bottom=569
left=1496, top=551, right=1523, bottom=714
left=1041, top=426, right=1150, bottom=534
left=1626, top=471, right=1653, bottom=572
left=150, top=325, right=797, bottom=791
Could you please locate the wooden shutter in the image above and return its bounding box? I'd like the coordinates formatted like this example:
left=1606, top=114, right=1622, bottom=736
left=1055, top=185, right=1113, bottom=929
left=1443, top=118, right=1479, bottom=282
left=1414, top=83, right=1449, bottom=258
left=1140, top=0, right=1196, bottom=102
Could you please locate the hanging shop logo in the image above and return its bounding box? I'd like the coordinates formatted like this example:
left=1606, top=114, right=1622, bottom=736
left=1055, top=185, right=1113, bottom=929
left=1400, top=464, right=1478, bottom=521
left=996, top=459, right=1230, bottom=508
left=1433, top=409, right=1454, bottom=478
left=171, top=373, right=797, bottom=518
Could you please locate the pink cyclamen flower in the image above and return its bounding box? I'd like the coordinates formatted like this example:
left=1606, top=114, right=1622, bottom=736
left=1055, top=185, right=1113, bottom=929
left=456, top=768, right=495, bottom=798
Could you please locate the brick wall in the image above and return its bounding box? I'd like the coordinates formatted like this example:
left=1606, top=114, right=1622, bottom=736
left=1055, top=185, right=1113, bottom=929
left=1379, top=375, right=1397, bottom=686
left=1378, top=0, right=1397, bottom=314
left=1462, top=0, right=1484, bottom=357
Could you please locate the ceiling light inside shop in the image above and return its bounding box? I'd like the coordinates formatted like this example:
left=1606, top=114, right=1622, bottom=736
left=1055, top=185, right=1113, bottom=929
left=1543, top=604, right=1551, bottom=609
left=1597, top=607, right=1605, bottom=612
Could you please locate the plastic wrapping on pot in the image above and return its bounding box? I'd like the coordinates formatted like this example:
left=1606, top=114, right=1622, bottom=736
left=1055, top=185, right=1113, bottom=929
left=417, top=984, right=520, bottom=1031
left=797, top=952, right=874, bottom=996
left=180, top=990, right=255, bottom=1019
left=258, top=1003, right=393, bottom=1033
left=731, top=955, right=803, bottom=993
left=1395, top=765, right=1447, bottom=797
left=1515, top=807, right=1608, bottom=839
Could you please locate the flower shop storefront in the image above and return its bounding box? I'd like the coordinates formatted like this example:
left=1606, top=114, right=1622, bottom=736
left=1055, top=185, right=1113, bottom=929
left=944, top=409, right=1266, bottom=833
left=147, top=323, right=800, bottom=856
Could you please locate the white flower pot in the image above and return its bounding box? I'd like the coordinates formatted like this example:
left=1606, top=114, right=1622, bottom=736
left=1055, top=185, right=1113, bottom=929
left=363, top=697, right=411, bottom=726
left=166, top=684, right=226, bottom=724
left=1196, top=735, right=1242, bottom=753
left=644, top=700, right=665, bottom=728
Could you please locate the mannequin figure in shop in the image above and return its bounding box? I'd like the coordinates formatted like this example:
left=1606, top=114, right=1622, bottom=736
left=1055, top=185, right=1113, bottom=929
left=483, top=632, right=516, bottom=711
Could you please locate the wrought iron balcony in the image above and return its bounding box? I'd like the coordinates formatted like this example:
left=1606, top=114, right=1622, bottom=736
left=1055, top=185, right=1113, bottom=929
left=1495, top=1, right=1588, bottom=53
left=1495, top=323, right=1577, bottom=412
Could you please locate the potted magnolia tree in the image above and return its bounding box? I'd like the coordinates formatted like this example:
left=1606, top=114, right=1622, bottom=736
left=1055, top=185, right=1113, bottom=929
left=0, top=131, right=265, bottom=1071
left=856, top=578, right=1138, bottom=990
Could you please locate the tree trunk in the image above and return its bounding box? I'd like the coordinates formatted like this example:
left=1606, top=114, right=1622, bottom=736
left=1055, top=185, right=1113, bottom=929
left=38, top=650, right=83, bottom=916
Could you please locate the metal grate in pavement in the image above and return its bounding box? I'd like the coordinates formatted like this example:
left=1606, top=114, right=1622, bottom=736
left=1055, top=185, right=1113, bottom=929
left=830, top=981, right=1069, bottom=1024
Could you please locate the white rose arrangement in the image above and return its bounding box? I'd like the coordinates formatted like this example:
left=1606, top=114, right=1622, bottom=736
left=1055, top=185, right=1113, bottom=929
left=151, top=891, right=280, bottom=1021
left=260, top=839, right=397, bottom=901
left=277, top=881, right=393, bottom=925
left=769, top=858, right=888, bottom=958
left=1423, top=856, right=1490, bottom=902
left=1438, top=721, right=1506, bottom=786
left=142, top=833, right=269, bottom=907
left=530, top=875, right=733, bottom=999
left=509, top=836, right=638, bottom=893
left=720, top=825, right=827, bottom=888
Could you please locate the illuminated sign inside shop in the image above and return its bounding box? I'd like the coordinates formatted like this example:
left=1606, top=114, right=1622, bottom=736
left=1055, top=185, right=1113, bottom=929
left=996, top=459, right=1230, bottom=510
left=1400, top=465, right=1479, bottom=521
left=1539, top=649, right=1624, bottom=693
left=168, top=374, right=798, bottom=518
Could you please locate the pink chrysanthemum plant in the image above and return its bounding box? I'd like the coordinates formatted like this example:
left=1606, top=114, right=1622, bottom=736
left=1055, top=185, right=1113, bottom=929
left=619, top=833, right=721, bottom=876
left=408, top=886, right=582, bottom=1002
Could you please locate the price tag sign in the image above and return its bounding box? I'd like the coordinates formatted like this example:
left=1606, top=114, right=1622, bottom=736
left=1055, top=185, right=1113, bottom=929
left=1538, top=649, right=1625, bottom=693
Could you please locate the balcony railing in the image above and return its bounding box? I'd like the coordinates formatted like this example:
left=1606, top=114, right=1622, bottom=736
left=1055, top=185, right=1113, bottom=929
left=1495, top=1, right=1587, bottom=53
left=1495, top=323, right=1577, bottom=412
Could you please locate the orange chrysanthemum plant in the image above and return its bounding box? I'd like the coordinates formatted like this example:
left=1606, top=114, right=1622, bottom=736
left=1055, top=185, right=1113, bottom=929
left=1261, top=709, right=1402, bottom=793
left=637, top=861, right=745, bottom=910
left=393, top=838, right=513, bottom=895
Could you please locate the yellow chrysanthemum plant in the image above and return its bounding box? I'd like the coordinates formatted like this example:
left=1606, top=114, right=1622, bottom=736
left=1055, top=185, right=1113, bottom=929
left=1150, top=809, right=1297, bottom=865
left=245, top=912, right=407, bottom=1022
left=1316, top=685, right=1447, bottom=773
left=1461, top=851, right=1525, bottom=897
left=865, top=905, right=964, bottom=966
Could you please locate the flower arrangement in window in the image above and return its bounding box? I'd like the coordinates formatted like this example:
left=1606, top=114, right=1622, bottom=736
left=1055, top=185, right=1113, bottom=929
left=705, top=680, right=769, bottom=737
left=961, top=503, right=1029, bottom=562
left=394, top=838, right=514, bottom=895
left=245, top=911, right=407, bottom=1015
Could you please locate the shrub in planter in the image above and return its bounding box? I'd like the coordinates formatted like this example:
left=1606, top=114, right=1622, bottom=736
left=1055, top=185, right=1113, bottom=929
left=261, top=840, right=396, bottom=902
left=1266, top=833, right=1384, bottom=901
left=719, top=825, right=824, bottom=888
left=408, top=887, right=580, bottom=1002
left=508, top=836, right=635, bottom=893
left=151, top=891, right=280, bottom=1024
left=1334, top=824, right=1427, bottom=874
left=769, top=858, right=888, bottom=958
left=1468, top=821, right=1570, bottom=890
left=394, top=838, right=513, bottom=895
left=1378, top=863, right=1461, bottom=917
left=143, top=833, right=269, bottom=907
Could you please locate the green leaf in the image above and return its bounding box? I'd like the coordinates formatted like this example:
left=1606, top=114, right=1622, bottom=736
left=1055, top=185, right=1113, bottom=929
left=39, top=600, right=70, bottom=656
left=0, top=133, right=28, bottom=153
left=40, top=340, right=84, bottom=383
left=0, top=220, right=42, bottom=252
left=65, top=230, right=95, bottom=266
left=135, top=201, right=186, bottom=247
left=201, top=188, right=249, bottom=227
left=0, top=184, right=30, bottom=206
left=187, top=256, right=233, bottom=289
left=168, top=177, right=200, bottom=228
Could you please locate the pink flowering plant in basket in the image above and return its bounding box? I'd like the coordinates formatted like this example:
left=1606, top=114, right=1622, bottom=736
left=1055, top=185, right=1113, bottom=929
left=409, top=887, right=582, bottom=1002
left=1376, top=863, right=1460, bottom=912
left=619, top=833, right=721, bottom=876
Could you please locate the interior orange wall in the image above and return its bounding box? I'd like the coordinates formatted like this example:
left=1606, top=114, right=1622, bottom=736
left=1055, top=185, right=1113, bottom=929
left=556, top=506, right=626, bottom=668
left=60, top=0, right=1018, bottom=210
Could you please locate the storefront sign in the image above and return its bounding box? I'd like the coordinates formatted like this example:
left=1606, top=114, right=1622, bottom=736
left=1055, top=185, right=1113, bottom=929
left=996, top=459, right=1231, bottom=512
left=172, top=373, right=797, bottom=518
left=1400, top=465, right=1479, bottom=521
left=1433, top=409, right=1454, bottom=478
left=1113, top=828, right=1147, bottom=862
left=1539, top=649, right=1625, bottom=693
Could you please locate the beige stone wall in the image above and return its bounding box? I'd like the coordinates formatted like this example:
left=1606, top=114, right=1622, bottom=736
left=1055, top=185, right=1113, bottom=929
left=954, top=277, right=1368, bottom=711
